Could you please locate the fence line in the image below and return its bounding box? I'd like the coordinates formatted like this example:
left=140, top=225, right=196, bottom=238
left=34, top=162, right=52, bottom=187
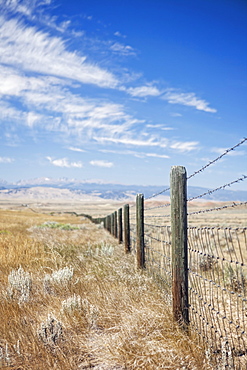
left=92, top=138, right=247, bottom=368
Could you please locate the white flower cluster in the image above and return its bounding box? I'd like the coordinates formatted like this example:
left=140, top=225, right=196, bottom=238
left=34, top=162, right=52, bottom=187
left=62, top=295, right=98, bottom=328
left=61, top=294, right=83, bottom=313
left=8, top=266, right=32, bottom=303
left=44, top=266, right=74, bottom=293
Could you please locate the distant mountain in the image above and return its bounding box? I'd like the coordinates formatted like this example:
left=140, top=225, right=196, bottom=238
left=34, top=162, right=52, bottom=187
left=0, top=177, right=246, bottom=201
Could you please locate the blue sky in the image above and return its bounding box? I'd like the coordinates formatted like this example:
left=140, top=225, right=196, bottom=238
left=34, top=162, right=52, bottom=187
left=0, top=0, right=246, bottom=190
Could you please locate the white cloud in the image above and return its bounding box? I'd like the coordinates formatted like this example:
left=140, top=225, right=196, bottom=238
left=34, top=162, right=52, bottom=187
left=163, top=91, right=217, bottom=113
left=170, top=141, right=199, bottom=152
left=0, top=65, right=140, bottom=140
left=0, top=157, right=14, bottom=163
left=170, top=113, right=182, bottom=117
left=110, top=42, right=135, bottom=55
left=0, top=7, right=203, bottom=159
left=127, top=85, right=162, bottom=97
left=94, top=136, right=168, bottom=148
left=90, top=160, right=114, bottom=168
left=0, top=16, right=118, bottom=88
left=26, top=112, right=42, bottom=127
left=46, top=157, right=83, bottom=168
left=99, top=149, right=169, bottom=159
left=0, top=100, right=23, bottom=121
left=146, top=124, right=174, bottom=131
left=114, top=31, right=126, bottom=38
left=211, top=147, right=246, bottom=156
left=1, top=0, right=38, bottom=16
left=146, top=153, right=169, bottom=158
left=68, top=147, right=86, bottom=153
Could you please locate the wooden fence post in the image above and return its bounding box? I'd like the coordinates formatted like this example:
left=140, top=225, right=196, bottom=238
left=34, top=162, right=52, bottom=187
left=124, top=204, right=130, bottom=253
left=170, top=166, right=189, bottom=330
left=136, top=194, right=145, bottom=268
left=114, top=211, right=118, bottom=238
left=111, top=213, right=114, bottom=235
left=118, top=208, right=123, bottom=244
left=106, top=215, right=110, bottom=232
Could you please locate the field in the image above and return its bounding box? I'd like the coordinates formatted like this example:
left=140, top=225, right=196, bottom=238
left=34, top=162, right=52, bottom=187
left=0, top=199, right=246, bottom=369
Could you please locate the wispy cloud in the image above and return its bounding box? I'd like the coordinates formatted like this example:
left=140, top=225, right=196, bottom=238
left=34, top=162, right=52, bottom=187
left=170, top=113, right=182, bottom=117
left=90, top=160, right=114, bottom=168
left=67, top=147, right=86, bottom=153
left=0, top=64, right=139, bottom=140
left=146, top=124, right=174, bottom=131
left=0, top=157, right=15, bottom=163
left=1, top=0, right=47, bottom=17
left=211, top=147, right=246, bottom=156
left=145, top=153, right=169, bottom=158
left=0, top=16, right=118, bottom=88
left=100, top=149, right=169, bottom=158
left=110, top=42, right=135, bottom=56
left=170, top=141, right=199, bottom=152
left=127, top=85, right=162, bottom=97
left=93, top=136, right=168, bottom=148
left=162, top=91, right=216, bottom=113
left=46, top=157, right=83, bottom=168
left=114, top=31, right=126, bottom=38
left=0, top=2, right=202, bottom=162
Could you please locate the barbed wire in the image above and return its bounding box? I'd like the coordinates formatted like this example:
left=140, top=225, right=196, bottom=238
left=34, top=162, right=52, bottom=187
left=144, top=222, right=169, bottom=229
left=187, top=137, right=247, bottom=180
left=145, top=215, right=169, bottom=218
left=144, top=186, right=170, bottom=201
left=145, top=233, right=164, bottom=243
left=188, top=226, right=246, bottom=231
left=187, top=175, right=247, bottom=202
left=187, top=201, right=247, bottom=216
left=144, top=203, right=170, bottom=211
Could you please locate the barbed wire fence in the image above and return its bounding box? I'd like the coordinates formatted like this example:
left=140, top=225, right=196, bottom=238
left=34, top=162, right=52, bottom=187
left=93, top=137, right=247, bottom=369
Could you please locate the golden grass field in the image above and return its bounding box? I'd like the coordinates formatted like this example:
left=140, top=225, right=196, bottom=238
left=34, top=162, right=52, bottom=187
left=0, top=199, right=246, bottom=369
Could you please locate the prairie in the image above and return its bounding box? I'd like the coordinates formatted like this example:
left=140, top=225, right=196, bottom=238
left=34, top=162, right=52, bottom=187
left=0, top=203, right=210, bottom=369
left=0, top=200, right=246, bottom=369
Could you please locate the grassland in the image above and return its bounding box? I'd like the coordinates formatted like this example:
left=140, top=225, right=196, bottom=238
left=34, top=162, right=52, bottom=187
left=0, top=204, right=212, bottom=370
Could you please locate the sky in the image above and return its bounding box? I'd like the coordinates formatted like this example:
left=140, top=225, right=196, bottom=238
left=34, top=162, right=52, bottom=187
left=0, top=0, right=246, bottom=190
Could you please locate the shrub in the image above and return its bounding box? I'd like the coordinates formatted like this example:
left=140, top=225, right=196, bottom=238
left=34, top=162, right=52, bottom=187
left=7, top=266, right=32, bottom=303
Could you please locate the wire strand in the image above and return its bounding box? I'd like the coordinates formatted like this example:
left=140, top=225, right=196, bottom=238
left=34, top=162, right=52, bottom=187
left=187, top=137, right=247, bottom=180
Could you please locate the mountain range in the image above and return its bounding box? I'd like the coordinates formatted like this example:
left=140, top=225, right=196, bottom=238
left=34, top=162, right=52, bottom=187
left=0, top=177, right=246, bottom=201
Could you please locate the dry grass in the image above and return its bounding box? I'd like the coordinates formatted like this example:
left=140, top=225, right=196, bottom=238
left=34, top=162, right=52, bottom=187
left=0, top=208, right=210, bottom=369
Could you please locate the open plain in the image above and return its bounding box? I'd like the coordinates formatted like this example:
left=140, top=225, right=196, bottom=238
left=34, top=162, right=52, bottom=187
left=0, top=198, right=246, bottom=369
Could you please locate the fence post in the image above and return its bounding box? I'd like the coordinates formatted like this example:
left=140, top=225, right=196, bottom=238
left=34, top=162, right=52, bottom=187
left=118, top=208, right=123, bottom=244
left=170, top=166, right=189, bottom=331
left=136, top=194, right=145, bottom=268
left=106, top=215, right=110, bottom=232
left=111, top=213, right=114, bottom=235
left=114, top=211, right=118, bottom=238
left=124, top=204, right=130, bottom=253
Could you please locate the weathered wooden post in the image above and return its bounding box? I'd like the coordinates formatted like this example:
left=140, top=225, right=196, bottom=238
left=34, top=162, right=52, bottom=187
left=114, top=211, right=118, bottom=238
left=118, top=208, right=123, bottom=244
left=136, top=194, right=145, bottom=268
left=124, top=204, right=130, bottom=253
left=111, top=213, right=114, bottom=235
left=170, top=166, right=189, bottom=331
left=106, top=215, right=110, bottom=232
